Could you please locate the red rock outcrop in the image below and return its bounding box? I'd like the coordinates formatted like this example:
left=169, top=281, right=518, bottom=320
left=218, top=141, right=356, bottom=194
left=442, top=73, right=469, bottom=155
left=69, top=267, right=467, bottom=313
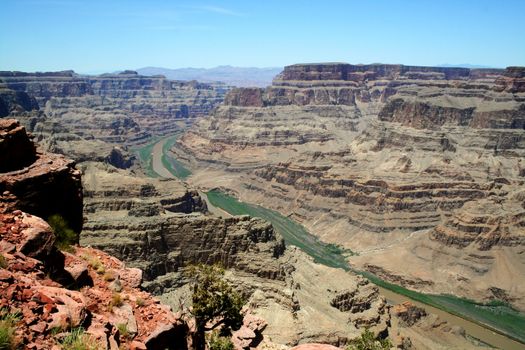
left=0, top=119, right=83, bottom=234
left=231, top=313, right=267, bottom=349
left=0, top=119, right=36, bottom=172
left=0, top=209, right=189, bottom=350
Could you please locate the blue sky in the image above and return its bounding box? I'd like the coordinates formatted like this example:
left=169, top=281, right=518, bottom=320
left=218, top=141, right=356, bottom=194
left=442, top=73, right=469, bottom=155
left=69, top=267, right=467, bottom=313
left=0, top=0, right=524, bottom=73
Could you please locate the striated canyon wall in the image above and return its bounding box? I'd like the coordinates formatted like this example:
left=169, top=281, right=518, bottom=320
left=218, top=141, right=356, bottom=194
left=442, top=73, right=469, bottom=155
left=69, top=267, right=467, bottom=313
left=78, top=161, right=393, bottom=346
left=177, top=63, right=525, bottom=309
left=0, top=70, right=228, bottom=166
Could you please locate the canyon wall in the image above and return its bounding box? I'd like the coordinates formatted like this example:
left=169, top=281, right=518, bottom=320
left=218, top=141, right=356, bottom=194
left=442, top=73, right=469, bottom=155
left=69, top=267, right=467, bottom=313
left=0, top=70, right=228, bottom=166
left=78, top=161, right=392, bottom=346
left=177, top=63, right=525, bottom=309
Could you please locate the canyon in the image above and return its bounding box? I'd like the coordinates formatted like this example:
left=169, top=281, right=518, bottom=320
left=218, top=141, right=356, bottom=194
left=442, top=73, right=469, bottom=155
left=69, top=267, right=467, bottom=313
left=2, top=63, right=525, bottom=349
left=0, top=70, right=227, bottom=167
left=176, top=63, right=525, bottom=326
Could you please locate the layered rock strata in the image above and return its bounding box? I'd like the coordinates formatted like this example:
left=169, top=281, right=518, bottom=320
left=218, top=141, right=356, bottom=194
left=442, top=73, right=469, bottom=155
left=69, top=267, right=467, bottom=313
left=177, top=63, right=525, bottom=308
left=79, top=162, right=391, bottom=346
left=0, top=70, right=227, bottom=165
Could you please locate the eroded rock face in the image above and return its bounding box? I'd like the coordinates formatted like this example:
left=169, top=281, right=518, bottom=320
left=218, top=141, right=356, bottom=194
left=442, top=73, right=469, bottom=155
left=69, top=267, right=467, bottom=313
left=0, top=119, right=83, bottom=234
left=391, top=302, right=427, bottom=327
left=177, top=62, right=525, bottom=309
left=0, top=70, right=228, bottom=166
left=105, top=147, right=136, bottom=169
left=79, top=163, right=390, bottom=345
left=80, top=161, right=285, bottom=285
left=494, top=66, right=525, bottom=93
left=430, top=191, right=525, bottom=250
left=0, top=88, right=38, bottom=117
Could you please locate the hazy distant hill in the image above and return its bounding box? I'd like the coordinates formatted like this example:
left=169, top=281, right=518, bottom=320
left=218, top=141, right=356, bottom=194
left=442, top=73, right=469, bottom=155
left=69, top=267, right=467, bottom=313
left=136, top=66, right=282, bottom=87
left=437, top=63, right=498, bottom=69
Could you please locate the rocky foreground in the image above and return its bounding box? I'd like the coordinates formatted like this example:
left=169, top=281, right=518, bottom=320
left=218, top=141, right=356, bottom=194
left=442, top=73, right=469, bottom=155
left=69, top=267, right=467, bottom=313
left=0, top=119, right=185, bottom=349
left=177, top=63, right=525, bottom=310
left=0, top=209, right=185, bottom=349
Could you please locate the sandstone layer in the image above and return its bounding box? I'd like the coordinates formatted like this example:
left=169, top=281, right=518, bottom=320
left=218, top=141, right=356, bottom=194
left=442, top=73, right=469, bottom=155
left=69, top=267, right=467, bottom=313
left=177, top=63, right=525, bottom=309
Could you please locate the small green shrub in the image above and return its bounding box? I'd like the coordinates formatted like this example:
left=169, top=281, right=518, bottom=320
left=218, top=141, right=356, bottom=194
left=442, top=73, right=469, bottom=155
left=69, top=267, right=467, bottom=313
left=109, top=293, right=123, bottom=312
left=80, top=254, right=105, bottom=275
left=48, top=214, right=77, bottom=252
left=135, top=297, right=145, bottom=307
left=60, top=327, right=97, bottom=350
left=347, top=328, right=391, bottom=350
left=0, top=309, right=20, bottom=350
left=116, top=323, right=130, bottom=340
left=208, top=331, right=234, bottom=350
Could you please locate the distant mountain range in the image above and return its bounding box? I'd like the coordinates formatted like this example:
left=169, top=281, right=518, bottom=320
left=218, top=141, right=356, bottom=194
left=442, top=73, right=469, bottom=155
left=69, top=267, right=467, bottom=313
left=136, top=66, right=283, bottom=87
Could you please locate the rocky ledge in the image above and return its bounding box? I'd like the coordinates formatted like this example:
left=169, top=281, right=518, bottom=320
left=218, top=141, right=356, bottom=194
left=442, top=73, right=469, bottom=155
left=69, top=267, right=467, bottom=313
left=0, top=209, right=190, bottom=350
left=0, top=119, right=83, bottom=234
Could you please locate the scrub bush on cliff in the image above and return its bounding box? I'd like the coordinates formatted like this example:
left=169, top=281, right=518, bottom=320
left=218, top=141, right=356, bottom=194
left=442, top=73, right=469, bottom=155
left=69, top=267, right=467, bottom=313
left=347, top=328, right=391, bottom=350
left=188, top=264, right=243, bottom=350
left=48, top=214, right=77, bottom=252
left=0, top=309, right=21, bottom=350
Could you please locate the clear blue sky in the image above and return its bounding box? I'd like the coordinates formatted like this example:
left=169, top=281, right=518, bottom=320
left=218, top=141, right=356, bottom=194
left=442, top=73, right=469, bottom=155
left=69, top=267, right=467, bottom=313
left=1, top=0, right=524, bottom=73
